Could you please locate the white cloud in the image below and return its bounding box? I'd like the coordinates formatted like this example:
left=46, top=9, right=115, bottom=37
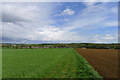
left=111, top=7, right=118, bottom=14
left=2, top=4, right=39, bottom=22
left=1, top=3, right=56, bottom=25
left=93, top=33, right=118, bottom=43
left=30, top=25, right=85, bottom=42
left=62, top=8, right=75, bottom=16
left=104, top=21, right=118, bottom=27
left=2, top=2, right=118, bottom=43
left=56, top=8, right=75, bottom=16
left=1, top=3, right=83, bottom=43
left=64, top=2, right=118, bottom=30
left=64, top=18, right=69, bottom=22
left=104, top=34, right=114, bottom=39
left=2, top=23, right=83, bottom=42
left=2, top=0, right=119, bottom=2
left=83, top=2, right=96, bottom=7
left=61, top=2, right=118, bottom=43
left=2, top=3, right=56, bottom=42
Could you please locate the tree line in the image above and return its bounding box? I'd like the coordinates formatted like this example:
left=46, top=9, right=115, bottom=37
left=2, top=43, right=120, bottom=49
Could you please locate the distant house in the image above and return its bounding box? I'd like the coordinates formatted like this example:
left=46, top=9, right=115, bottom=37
left=13, top=45, right=16, bottom=47
left=82, top=47, right=87, bottom=49
left=20, top=46, right=30, bottom=49
left=31, top=46, right=40, bottom=48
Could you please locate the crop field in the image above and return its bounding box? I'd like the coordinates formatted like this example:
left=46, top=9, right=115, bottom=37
left=75, top=49, right=118, bottom=78
left=2, top=48, right=101, bottom=78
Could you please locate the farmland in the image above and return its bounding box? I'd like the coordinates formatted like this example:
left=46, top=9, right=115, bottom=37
left=75, top=49, right=118, bottom=78
left=2, top=48, right=101, bottom=78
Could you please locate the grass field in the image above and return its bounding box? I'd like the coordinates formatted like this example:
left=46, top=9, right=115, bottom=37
left=0, top=48, right=2, bottom=79
left=2, top=48, right=101, bottom=78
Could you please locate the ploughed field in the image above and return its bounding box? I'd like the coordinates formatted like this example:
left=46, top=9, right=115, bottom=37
left=2, top=48, right=101, bottom=78
left=75, top=49, right=118, bottom=78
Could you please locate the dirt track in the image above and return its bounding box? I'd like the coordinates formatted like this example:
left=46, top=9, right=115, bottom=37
left=75, top=49, right=118, bottom=78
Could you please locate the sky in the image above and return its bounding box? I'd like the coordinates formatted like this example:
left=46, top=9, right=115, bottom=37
left=1, top=2, right=118, bottom=44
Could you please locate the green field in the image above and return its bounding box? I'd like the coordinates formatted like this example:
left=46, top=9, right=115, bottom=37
left=2, top=48, right=101, bottom=78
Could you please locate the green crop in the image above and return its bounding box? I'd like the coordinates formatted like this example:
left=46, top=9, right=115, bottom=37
left=2, top=48, right=102, bottom=79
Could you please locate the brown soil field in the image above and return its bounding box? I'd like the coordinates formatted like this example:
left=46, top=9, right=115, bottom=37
left=75, top=49, right=119, bottom=78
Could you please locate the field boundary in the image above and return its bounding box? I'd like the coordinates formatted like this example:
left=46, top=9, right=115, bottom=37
left=73, top=48, right=102, bottom=78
